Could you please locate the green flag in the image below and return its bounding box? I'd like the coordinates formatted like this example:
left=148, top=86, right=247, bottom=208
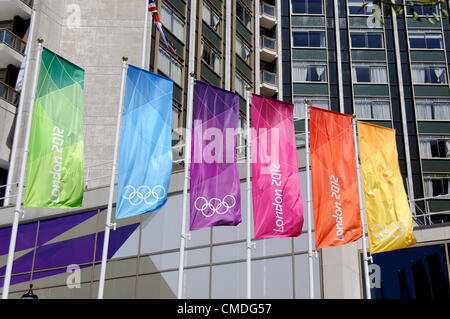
left=23, top=47, right=84, bottom=208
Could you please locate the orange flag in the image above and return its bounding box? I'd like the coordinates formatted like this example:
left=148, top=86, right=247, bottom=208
left=310, top=107, right=362, bottom=248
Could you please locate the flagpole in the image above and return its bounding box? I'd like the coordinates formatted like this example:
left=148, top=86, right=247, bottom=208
left=4, top=9, right=37, bottom=206
left=97, top=57, right=128, bottom=299
left=352, top=115, right=372, bottom=299
left=141, top=0, right=150, bottom=69
left=2, top=39, right=44, bottom=299
left=177, top=73, right=195, bottom=299
left=245, top=87, right=253, bottom=299
left=304, top=100, right=315, bottom=299
left=177, top=0, right=197, bottom=299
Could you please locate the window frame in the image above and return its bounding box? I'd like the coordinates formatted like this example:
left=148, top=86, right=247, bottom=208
left=350, top=30, right=384, bottom=49
left=291, top=29, right=326, bottom=48
left=412, top=63, right=447, bottom=84
left=201, top=39, right=221, bottom=75
left=352, top=63, right=388, bottom=84
left=354, top=97, right=391, bottom=120
left=202, top=0, right=221, bottom=34
left=408, top=31, right=444, bottom=50
left=290, top=0, right=324, bottom=15
left=157, top=47, right=183, bottom=86
left=236, top=0, right=252, bottom=30
left=160, top=1, right=185, bottom=42
left=292, top=61, right=328, bottom=83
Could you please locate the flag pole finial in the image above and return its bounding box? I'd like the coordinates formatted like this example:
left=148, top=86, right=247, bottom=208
left=189, top=72, right=195, bottom=78
left=352, top=114, right=357, bottom=119
left=304, top=99, right=309, bottom=104
left=122, top=56, right=128, bottom=62
left=246, top=86, right=252, bottom=91
left=37, top=38, right=44, bottom=44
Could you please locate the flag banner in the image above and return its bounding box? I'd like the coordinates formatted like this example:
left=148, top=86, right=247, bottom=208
left=116, top=65, right=173, bottom=219
left=251, top=94, right=303, bottom=239
left=23, top=47, right=84, bottom=208
left=310, top=107, right=362, bottom=248
left=357, top=121, right=416, bottom=254
left=189, top=81, right=242, bottom=230
left=148, top=0, right=176, bottom=54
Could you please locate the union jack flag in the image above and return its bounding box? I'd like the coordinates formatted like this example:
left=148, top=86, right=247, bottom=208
left=148, top=0, right=176, bottom=54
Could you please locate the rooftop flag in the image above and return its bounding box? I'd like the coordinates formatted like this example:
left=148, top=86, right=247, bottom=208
left=148, top=0, right=176, bottom=54
left=23, top=47, right=85, bottom=208
left=189, top=80, right=242, bottom=230
left=116, top=65, right=173, bottom=219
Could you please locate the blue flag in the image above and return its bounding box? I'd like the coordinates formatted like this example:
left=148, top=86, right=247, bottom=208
left=116, top=65, right=173, bottom=219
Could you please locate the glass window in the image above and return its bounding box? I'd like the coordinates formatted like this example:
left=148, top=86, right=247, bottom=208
left=419, top=136, right=450, bottom=158
left=348, top=0, right=375, bottom=15
left=235, top=72, right=251, bottom=97
left=350, top=32, right=383, bottom=48
left=293, top=62, right=327, bottom=82
left=355, top=98, right=391, bottom=119
left=291, top=0, right=323, bottom=14
left=409, top=32, right=443, bottom=49
left=158, top=47, right=182, bottom=85
left=352, top=64, right=387, bottom=83
left=412, top=64, right=447, bottom=84
left=423, top=174, right=450, bottom=197
left=202, top=1, right=220, bottom=33
left=201, top=40, right=221, bottom=74
left=416, top=99, right=450, bottom=120
left=160, top=2, right=185, bottom=41
left=236, top=36, right=251, bottom=64
left=292, top=30, right=326, bottom=47
left=236, top=1, right=251, bottom=30
left=407, top=2, right=440, bottom=16
left=293, top=96, right=328, bottom=119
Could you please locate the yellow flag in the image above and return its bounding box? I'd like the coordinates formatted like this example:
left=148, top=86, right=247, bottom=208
left=357, top=122, right=416, bottom=254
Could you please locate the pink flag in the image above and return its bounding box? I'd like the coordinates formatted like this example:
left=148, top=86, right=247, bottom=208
left=251, top=94, right=304, bottom=239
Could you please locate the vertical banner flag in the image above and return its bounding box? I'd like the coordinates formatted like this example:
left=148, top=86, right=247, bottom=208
left=23, top=48, right=84, bottom=208
left=310, top=107, right=362, bottom=248
left=251, top=94, right=303, bottom=239
left=190, top=81, right=242, bottom=230
left=357, top=122, right=416, bottom=254
left=116, top=65, right=173, bottom=219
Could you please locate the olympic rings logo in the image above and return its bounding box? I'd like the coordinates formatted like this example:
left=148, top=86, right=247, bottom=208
left=122, top=185, right=166, bottom=206
left=371, top=220, right=410, bottom=242
left=194, top=195, right=236, bottom=218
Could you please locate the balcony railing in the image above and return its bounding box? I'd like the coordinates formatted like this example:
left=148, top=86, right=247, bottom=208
left=261, top=70, right=277, bottom=86
left=0, top=29, right=26, bottom=55
left=261, top=3, right=276, bottom=18
left=261, top=35, right=276, bottom=51
left=0, top=81, right=19, bottom=106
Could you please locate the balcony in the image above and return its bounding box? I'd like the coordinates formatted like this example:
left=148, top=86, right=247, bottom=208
left=260, top=2, right=277, bottom=29
left=0, top=0, right=33, bottom=20
left=0, top=81, right=19, bottom=106
left=0, top=29, right=25, bottom=67
left=260, top=35, right=277, bottom=63
left=260, top=70, right=278, bottom=96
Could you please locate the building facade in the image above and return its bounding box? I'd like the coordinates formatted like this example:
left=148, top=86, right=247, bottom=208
left=0, top=0, right=448, bottom=299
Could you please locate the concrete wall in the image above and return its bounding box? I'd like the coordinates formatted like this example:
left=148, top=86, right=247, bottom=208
left=0, top=99, right=15, bottom=170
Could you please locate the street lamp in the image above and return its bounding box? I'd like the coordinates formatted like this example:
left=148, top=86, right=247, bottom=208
left=21, top=284, right=38, bottom=299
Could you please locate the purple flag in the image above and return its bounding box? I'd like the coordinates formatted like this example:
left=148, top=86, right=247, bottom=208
left=189, top=81, right=242, bottom=230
